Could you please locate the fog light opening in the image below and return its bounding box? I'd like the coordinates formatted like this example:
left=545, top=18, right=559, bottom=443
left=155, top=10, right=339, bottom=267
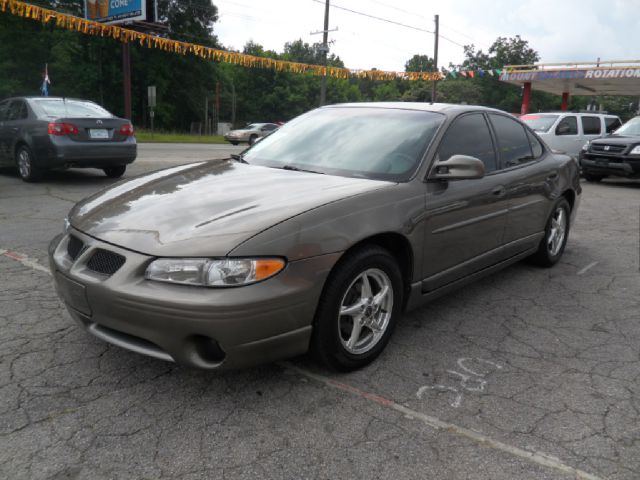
left=190, top=335, right=226, bottom=364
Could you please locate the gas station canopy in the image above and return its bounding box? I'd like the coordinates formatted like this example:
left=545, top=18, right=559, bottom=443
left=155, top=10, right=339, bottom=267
left=499, top=60, right=640, bottom=114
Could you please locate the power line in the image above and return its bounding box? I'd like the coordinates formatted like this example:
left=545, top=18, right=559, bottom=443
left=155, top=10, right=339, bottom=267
left=310, top=0, right=432, bottom=34
left=365, top=0, right=427, bottom=20
left=309, top=0, right=466, bottom=48
left=440, top=22, right=490, bottom=49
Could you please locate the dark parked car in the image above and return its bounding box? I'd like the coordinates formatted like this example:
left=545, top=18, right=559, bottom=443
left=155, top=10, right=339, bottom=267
left=50, top=103, right=581, bottom=371
left=0, top=96, right=136, bottom=182
left=580, top=116, right=640, bottom=181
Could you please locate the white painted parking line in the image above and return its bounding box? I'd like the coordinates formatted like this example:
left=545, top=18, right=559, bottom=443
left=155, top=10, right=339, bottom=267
left=282, top=362, right=603, bottom=480
left=0, top=249, right=52, bottom=275
left=577, top=261, right=598, bottom=275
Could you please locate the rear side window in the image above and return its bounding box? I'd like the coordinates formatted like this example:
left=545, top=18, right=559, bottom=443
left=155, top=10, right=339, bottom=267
left=605, top=117, right=622, bottom=133
left=556, top=116, right=578, bottom=135
left=489, top=114, right=534, bottom=168
left=438, top=113, right=497, bottom=172
left=7, top=100, right=28, bottom=121
left=581, top=116, right=601, bottom=135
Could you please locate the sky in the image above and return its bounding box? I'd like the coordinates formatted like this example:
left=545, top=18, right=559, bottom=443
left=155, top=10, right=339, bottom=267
left=211, top=0, right=640, bottom=72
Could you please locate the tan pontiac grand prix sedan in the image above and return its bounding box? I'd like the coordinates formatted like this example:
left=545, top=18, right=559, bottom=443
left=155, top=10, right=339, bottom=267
left=50, top=103, right=581, bottom=371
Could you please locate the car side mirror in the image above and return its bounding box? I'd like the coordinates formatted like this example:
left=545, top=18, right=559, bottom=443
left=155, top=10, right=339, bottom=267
left=430, top=155, right=485, bottom=180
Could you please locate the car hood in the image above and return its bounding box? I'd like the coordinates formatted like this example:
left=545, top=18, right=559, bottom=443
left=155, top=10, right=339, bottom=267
left=70, top=160, right=390, bottom=257
left=593, top=135, right=640, bottom=145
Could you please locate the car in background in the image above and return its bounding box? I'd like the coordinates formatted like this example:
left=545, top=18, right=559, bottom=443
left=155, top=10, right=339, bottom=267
left=0, top=96, right=136, bottom=182
left=580, top=115, right=640, bottom=181
left=223, top=122, right=279, bottom=145
left=521, top=112, right=621, bottom=159
left=50, top=102, right=580, bottom=372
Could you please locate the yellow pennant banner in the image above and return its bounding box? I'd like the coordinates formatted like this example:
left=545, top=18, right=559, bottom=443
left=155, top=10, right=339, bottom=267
left=1, top=0, right=444, bottom=81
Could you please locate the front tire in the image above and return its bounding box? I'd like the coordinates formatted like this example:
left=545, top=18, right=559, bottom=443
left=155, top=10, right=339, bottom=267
left=103, top=165, right=126, bottom=178
left=529, top=198, right=571, bottom=267
left=15, top=145, right=41, bottom=182
left=311, top=246, right=403, bottom=371
left=249, top=134, right=258, bottom=145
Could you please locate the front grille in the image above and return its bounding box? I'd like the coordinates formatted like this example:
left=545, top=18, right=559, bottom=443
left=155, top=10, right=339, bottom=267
left=86, top=249, right=126, bottom=275
left=67, top=235, right=84, bottom=260
left=590, top=144, right=626, bottom=154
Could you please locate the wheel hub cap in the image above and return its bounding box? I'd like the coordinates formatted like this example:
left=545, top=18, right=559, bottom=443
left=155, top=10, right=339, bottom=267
left=338, top=268, right=393, bottom=355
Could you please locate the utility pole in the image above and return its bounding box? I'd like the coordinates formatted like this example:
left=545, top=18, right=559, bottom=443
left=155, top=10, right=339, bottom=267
left=431, top=14, right=439, bottom=103
left=122, top=42, right=132, bottom=120
left=231, top=81, right=236, bottom=127
left=320, top=0, right=330, bottom=106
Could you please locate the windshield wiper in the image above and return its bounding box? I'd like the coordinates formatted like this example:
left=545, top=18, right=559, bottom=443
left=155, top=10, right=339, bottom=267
left=281, top=164, right=325, bottom=174
left=230, top=153, right=248, bottom=164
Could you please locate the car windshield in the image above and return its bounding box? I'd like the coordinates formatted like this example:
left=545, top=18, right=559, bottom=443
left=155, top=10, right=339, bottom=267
left=520, top=114, right=559, bottom=132
left=32, top=99, right=112, bottom=118
left=243, top=107, right=444, bottom=181
left=612, top=117, right=640, bottom=136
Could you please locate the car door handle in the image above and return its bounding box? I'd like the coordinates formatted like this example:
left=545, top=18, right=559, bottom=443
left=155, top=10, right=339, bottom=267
left=492, top=186, right=506, bottom=197
left=546, top=173, right=558, bottom=181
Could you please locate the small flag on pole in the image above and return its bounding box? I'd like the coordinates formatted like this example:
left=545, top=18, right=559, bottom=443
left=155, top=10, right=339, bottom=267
left=41, top=64, right=51, bottom=96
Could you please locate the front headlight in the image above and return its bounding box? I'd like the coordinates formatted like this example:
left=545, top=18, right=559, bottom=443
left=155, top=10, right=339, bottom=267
left=63, top=217, right=70, bottom=233
left=145, top=258, right=286, bottom=287
left=630, top=145, right=640, bottom=155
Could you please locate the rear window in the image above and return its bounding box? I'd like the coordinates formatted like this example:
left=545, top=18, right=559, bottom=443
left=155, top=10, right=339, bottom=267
left=32, top=99, right=112, bottom=118
left=520, top=114, right=558, bottom=133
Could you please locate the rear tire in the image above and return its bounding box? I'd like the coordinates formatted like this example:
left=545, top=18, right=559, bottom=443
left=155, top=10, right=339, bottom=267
left=311, top=246, right=403, bottom=371
left=15, top=145, right=41, bottom=182
left=103, top=165, right=126, bottom=178
left=528, top=198, right=571, bottom=267
left=583, top=173, right=604, bottom=182
left=230, top=141, right=239, bottom=146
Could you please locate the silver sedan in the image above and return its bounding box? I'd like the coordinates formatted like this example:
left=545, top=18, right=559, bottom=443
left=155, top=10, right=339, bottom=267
left=223, top=122, right=279, bottom=145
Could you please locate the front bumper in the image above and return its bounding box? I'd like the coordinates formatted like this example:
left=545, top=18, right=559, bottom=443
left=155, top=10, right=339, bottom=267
left=580, top=155, right=640, bottom=178
left=49, top=229, right=339, bottom=370
left=223, top=135, right=247, bottom=143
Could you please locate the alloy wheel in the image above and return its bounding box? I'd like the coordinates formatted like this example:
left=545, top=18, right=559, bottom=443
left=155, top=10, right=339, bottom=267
left=547, top=206, right=567, bottom=256
left=338, top=268, right=393, bottom=355
left=18, top=149, right=31, bottom=179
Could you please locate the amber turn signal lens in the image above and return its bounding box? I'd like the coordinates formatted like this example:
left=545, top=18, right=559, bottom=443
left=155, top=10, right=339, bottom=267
left=254, top=259, right=286, bottom=281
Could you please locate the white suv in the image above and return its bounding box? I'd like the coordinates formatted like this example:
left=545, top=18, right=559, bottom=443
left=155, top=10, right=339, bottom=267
left=521, top=112, right=622, bottom=158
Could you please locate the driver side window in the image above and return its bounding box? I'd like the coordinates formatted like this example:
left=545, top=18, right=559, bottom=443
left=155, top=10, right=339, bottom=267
left=555, top=116, right=578, bottom=136
left=438, top=113, right=497, bottom=173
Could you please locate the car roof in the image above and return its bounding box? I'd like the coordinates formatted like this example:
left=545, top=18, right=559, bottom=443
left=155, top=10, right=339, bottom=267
left=522, top=111, right=619, bottom=117
left=325, top=102, right=507, bottom=116
left=1, top=96, right=94, bottom=103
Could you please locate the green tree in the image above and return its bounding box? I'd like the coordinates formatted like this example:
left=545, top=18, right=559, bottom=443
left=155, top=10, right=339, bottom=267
left=405, top=54, right=435, bottom=72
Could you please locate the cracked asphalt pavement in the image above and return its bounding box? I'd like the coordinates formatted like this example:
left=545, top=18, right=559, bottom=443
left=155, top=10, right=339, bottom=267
left=1, top=143, right=639, bottom=479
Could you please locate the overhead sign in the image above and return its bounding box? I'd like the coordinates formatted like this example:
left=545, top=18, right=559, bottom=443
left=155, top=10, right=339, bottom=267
left=500, top=67, right=640, bottom=82
left=84, top=0, right=146, bottom=24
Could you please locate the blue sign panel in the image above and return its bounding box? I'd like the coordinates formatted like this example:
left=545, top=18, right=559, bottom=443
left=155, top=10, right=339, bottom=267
left=84, top=0, right=146, bottom=24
